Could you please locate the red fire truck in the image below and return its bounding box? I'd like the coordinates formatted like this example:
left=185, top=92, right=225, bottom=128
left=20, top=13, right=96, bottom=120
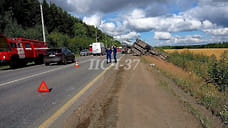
left=0, top=34, right=48, bottom=68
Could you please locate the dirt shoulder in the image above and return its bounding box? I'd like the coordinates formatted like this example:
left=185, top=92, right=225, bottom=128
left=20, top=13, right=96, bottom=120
left=63, top=55, right=223, bottom=128
left=116, top=55, right=201, bottom=128
left=143, top=55, right=225, bottom=128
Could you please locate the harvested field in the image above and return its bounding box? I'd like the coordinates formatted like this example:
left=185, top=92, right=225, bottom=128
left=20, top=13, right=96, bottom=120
left=164, top=48, right=228, bottom=59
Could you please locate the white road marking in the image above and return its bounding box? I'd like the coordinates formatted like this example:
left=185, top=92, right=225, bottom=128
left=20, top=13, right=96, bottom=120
left=0, top=65, right=43, bottom=74
left=0, top=60, right=90, bottom=87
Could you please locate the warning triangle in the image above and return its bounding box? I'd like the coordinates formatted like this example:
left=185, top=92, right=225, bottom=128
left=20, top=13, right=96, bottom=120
left=38, top=81, right=50, bottom=92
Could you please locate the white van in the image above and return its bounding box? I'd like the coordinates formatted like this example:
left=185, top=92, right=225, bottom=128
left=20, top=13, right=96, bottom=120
left=92, top=42, right=105, bottom=55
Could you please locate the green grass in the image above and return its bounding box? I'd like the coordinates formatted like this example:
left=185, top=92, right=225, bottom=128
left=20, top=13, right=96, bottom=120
left=0, top=65, right=9, bottom=69
left=155, top=69, right=212, bottom=128
left=159, top=80, right=168, bottom=87
left=141, top=56, right=226, bottom=128
left=27, top=62, right=35, bottom=65
left=75, top=54, right=80, bottom=57
left=0, top=61, right=36, bottom=69
left=182, top=100, right=212, bottom=128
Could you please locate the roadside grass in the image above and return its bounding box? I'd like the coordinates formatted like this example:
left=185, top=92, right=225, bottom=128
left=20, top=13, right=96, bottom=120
left=143, top=57, right=213, bottom=128
left=160, top=80, right=168, bottom=87
left=141, top=56, right=227, bottom=127
left=75, top=54, right=80, bottom=57
left=160, top=66, right=227, bottom=127
left=0, top=61, right=36, bottom=70
left=27, top=62, right=35, bottom=65
left=182, top=99, right=212, bottom=128
left=0, top=65, right=9, bottom=69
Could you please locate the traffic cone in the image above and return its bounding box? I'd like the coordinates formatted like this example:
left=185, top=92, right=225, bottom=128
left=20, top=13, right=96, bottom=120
left=75, top=60, right=79, bottom=68
left=38, top=81, right=50, bottom=92
left=100, top=54, right=103, bottom=58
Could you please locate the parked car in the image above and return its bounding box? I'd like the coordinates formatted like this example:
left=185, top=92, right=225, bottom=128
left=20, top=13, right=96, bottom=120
left=44, top=48, right=75, bottom=65
left=80, top=49, right=90, bottom=56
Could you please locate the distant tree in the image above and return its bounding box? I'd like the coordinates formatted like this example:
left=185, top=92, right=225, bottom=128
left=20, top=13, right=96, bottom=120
left=3, top=12, right=24, bottom=38
left=73, top=23, right=87, bottom=37
left=48, top=31, right=70, bottom=48
left=23, top=24, right=48, bottom=41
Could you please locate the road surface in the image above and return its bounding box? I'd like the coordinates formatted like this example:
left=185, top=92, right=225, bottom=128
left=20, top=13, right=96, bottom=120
left=0, top=54, right=120, bottom=128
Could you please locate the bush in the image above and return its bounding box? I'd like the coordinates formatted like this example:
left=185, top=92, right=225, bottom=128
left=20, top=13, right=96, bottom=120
left=168, top=51, right=228, bottom=92
left=220, top=105, right=228, bottom=125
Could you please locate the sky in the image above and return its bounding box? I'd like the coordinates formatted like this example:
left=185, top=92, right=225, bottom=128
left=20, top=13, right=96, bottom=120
left=45, top=0, right=228, bottom=46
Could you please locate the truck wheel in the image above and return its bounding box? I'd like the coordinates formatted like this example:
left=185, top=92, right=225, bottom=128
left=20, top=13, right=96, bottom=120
left=35, top=55, right=44, bottom=65
left=45, top=62, right=50, bottom=66
left=9, top=56, right=18, bottom=69
left=18, top=60, right=26, bottom=67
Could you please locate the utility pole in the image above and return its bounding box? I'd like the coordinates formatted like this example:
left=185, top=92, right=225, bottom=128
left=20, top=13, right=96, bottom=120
left=40, top=4, right=46, bottom=42
left=95, top=28, right=98, bottom=42
left=105, top=34, right=107, bottom=47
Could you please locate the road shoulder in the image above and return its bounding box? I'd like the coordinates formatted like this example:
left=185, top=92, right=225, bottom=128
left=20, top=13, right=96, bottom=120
left=63, top=55, right=217, bottom=128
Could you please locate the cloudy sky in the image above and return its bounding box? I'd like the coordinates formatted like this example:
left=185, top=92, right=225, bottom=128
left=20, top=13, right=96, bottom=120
left=46, top=0, right=228, bottom=46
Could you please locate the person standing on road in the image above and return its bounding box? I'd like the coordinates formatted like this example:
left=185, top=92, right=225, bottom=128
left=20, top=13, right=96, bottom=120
left=113, top=45, right=117, bottom=63
left=106, top=46, right=112, bottom=64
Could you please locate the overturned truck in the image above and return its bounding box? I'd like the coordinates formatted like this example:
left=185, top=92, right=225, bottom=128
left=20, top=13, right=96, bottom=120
left=132, top=39, right=168, bottom=60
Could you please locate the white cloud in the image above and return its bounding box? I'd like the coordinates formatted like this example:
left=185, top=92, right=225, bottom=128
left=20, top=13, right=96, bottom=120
left=128, top=9, right=145, bottom=19
left=184, top=1, right=228, bottom=27
left=173, top=35, right=202, bottom=44
left=100, top=20, right=130, bottom=36
left=122, top=9, right=203, bottom=33
left=202, top=20, right=215, bottom=29
left=157, top=34, right=204, bottom=46
left=66, top=0, right=93, bottom=12
left=46, top=0, right=171, bottom=14
left=203, top=28, right=228, bottom=36
left=114, top=31, right=140, bottom=41
left=191, top=35, right=202, bottom=39
left=82, top=14, right=135, bottom=41
left=82, top=14, right=102, bottom=27
left=154, top=32, right=171, bottom=40
left=100, top=22, right=116, bottom=32
left=74, top=0, right=228, bottom=44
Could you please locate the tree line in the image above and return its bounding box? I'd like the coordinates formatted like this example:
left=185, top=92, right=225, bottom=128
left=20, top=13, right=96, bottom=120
left=0, top=0, right=120, bottom=53
left=160, top=42, right=228, bottom=49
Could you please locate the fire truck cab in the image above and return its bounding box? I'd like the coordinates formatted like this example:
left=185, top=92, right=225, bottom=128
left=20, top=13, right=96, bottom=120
left=0, top=34, right=48, bottom=68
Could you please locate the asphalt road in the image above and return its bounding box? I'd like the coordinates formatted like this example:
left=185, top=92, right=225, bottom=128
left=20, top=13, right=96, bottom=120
left=0, top=54, right=121, bottom=128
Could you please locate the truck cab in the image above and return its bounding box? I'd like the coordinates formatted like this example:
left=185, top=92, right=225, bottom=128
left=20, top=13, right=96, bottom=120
left=0, top=34, right=48, bottom=68
left=0, top=35, right=16, bottom=65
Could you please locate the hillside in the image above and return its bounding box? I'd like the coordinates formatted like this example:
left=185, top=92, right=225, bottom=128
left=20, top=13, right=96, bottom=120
left=0, top=0, right=120, bottom=53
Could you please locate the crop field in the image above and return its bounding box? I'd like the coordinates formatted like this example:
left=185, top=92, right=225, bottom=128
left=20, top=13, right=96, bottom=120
left=164, top=48, right=228, bottom=59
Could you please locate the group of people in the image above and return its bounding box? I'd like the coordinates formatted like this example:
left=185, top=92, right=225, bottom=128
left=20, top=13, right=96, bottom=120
left=106, top=45, right=117, bottom=64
